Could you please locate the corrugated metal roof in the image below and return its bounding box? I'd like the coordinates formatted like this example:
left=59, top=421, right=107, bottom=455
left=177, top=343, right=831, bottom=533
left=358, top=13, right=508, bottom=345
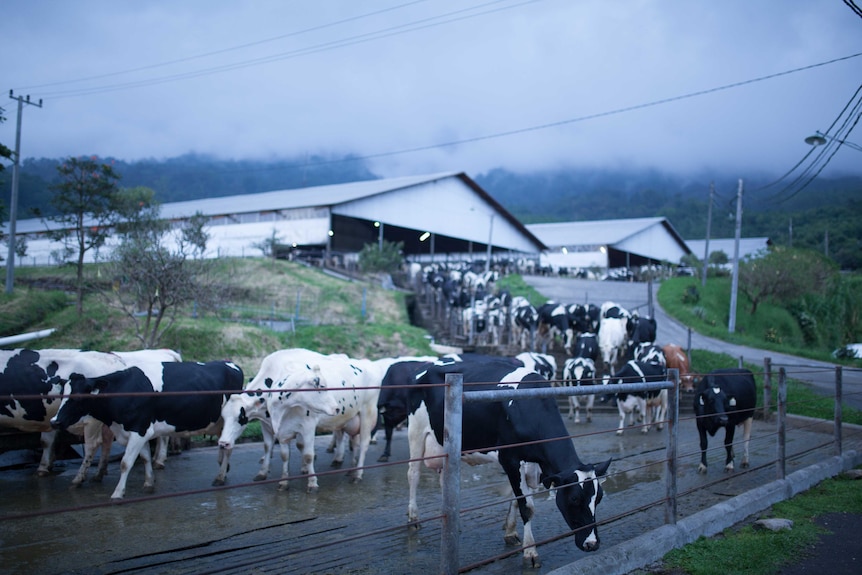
left=527, top=217, right=669, bottom=247
left=158, top=171, right=461, bottom=220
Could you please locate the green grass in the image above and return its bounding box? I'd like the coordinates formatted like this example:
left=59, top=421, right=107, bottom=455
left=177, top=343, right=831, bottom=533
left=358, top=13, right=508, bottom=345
left=658, top=277, right=859, bottom=365
left=662, top=468, right=862, bottom=575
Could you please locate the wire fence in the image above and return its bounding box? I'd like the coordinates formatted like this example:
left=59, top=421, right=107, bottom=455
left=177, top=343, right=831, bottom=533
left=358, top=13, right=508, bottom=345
left=0, top=361, right=860, bottom=574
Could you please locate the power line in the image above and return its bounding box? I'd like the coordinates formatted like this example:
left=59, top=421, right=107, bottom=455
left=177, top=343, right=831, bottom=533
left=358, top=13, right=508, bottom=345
left=20, top=0, right=542, bottom=99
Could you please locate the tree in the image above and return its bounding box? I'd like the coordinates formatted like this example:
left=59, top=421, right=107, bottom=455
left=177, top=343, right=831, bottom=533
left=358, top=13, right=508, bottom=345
left=358, top=240, right=404, bottom=273
left=110, top=197, right=218, bottom=348
left=738, top=247, right=837, bottom=315
left=37, top=156, right=123, bottom=314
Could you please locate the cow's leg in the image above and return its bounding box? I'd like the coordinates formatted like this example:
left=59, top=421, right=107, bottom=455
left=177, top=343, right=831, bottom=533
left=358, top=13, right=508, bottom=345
left=740, top=418, right=752, bottom=468
left=295, top=422, right=319, bottom=493
left=36, top=430, right=58, bottom=476
left=212, top=444, right=231, bottom=486
left=254, top=419, right=275, bottom=482
left=94, top=424, right=114, bottom=482
left=724, top=424, right=738, bottom=472
left=616, top=402, right=626, bottom=436
left=377, top=424, right=394, bottom=463
left=500, top=456, right=539, bottom=567
left=519, top=462, right=540, bottom=566
left=585, top=394, right=595, bottom=423
left=138, top=437, right=157, bottom=494
left=326, top=430, right=339, bottom=454
left=697, top=427, right=709, bottom=474
left=568, top=396, right=577, bottom=422
left=641, top=397, right=651, bottom=434
left=71, top=419, right=104, bottom=486
left=153, top=436, right=168, bottom=470
left=349, top=406, right=377, bottom=483
left=112, top=433, right=149, bottom=499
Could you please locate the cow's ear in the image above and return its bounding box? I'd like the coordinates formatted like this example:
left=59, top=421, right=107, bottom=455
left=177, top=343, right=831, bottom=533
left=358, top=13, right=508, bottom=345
left=593, top=458, right=612, bottom=478
left=541, top=472, right=561, bottom=489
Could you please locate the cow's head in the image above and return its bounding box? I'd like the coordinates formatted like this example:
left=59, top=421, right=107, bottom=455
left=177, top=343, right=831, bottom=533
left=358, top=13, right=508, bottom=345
left=695, top=385, right=730, bottom=435
left=275, top=365, right=339, bottom=418
left=218, top=390, right=265, bottom=451
left=542, top=458, right=612, bottom=552
left=50, top=373, right=98, bottom=431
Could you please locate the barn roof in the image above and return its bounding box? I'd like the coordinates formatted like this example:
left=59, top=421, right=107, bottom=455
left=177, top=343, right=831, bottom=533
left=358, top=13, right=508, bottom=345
left=15, top=171, right=547, bottom=259
left=527, top=217, right=691, bottom=264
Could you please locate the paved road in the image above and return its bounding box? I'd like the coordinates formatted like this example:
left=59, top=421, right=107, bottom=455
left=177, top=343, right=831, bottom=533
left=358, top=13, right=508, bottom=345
left=522, top=275, right=862, bottom=411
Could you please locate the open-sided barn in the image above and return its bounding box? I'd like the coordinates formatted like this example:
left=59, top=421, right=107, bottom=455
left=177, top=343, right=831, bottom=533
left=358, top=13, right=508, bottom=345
left=12, top=172, right=546, bottom=267
left=526, top=217, right=692, bottom=274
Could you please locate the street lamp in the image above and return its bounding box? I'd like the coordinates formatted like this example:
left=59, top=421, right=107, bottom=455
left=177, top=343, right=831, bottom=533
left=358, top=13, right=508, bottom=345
left=805, top=130, right=862, bottom=152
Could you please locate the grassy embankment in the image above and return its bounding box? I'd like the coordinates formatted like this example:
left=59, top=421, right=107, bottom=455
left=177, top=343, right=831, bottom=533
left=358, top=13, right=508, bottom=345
left=658, top=276, right=862, bottom=426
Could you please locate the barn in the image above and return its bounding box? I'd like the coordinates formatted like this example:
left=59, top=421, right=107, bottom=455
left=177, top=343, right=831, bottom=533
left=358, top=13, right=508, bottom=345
left=526, top=217, right=692, bottom=275
left=11, top=172, right=547, bottom=268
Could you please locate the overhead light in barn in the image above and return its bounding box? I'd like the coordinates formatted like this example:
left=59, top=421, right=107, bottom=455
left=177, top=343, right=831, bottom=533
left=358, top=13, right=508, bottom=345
left=419, top=231, right=431, bottom=242
left=561, top=247, right=568, bottom=254
left=328, top=230, right=334, bottom=237
left=373, top=221, right=380, bottom=228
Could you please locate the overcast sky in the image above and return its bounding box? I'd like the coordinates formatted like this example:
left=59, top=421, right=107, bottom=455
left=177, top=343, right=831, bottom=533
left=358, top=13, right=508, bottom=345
left=2, top=0, right=861, bottom=180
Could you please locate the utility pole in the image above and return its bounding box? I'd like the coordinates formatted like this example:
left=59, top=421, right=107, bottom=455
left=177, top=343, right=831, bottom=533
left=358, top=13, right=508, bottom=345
left=701, top=182, right=714, bottom=287
left=788, top=218, right=793, bottom=248
left=5, top=91, right=43, bottom=294
left=728, top=179, right=743, bottom=334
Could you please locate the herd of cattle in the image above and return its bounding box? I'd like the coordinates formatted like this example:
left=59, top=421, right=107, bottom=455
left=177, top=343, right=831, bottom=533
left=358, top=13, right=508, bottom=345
left=1, top=326, right=757, bottom=563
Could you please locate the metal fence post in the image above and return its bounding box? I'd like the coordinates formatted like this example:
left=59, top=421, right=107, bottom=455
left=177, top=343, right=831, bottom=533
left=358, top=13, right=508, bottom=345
left=835, top=366, right=843, bottom=456
left=665, top=368, right=679, bottom=525
left=441, top=373, right=463, bottom=575
left=763, top=357, right=772, bottom=422
left=777, top=368, right=786, bottom=480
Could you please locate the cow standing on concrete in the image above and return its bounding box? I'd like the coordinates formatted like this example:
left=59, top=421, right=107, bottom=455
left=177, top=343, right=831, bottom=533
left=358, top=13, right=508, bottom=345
left=51, top=360, right=244, bottom=499
left=694, top=368, right=756, bottom=474
left=604, top=359, right=668, bottom=435
left=408, top=358, right=612, bottom=561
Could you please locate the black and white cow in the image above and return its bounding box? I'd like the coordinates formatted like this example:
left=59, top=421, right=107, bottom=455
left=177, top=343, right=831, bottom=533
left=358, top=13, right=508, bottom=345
left=511, top=296, right=539, bottom=350
left=515, top=352, right=557, bottom=381
left=217, top=348, right=342, bottom=484
left=694, top=368, right=756, bottom=474
left=51, top=360, right=244, bottom=499
left=561, top=356, right=597, bottom=423
left=571, top=333, right=600, bottom=364
left=408, top=358, right=611, bottom=558
left=604, top=360, right=668, bottom=435
left=629, top=314, right=658, bottom=346
left=537, top=302, right=574, bottom=354
left=0, top=348, right=181, bottom=484
left=376, top=359, right=435, bottom=462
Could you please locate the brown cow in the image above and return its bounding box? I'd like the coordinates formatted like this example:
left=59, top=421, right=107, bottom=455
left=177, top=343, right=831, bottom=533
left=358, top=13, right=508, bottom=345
left=662, top=343, right=695, bottom=391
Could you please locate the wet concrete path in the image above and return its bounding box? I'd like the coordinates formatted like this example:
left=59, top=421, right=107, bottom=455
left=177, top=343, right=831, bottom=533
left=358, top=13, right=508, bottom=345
left=0, top=407, right=850, bottom=575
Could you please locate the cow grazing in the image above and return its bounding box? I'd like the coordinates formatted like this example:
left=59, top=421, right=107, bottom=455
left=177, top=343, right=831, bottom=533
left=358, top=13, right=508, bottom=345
left=409, top=358, right=611, bottom=558
left=51, top=360, right=244, bottom=499
left=604, top=360, right=668, bottom=435
left=694, top=368, right=756, bottom=474
left=663, top=343, right=695, bottom=391
left=561, top=356, right=597, bottom=423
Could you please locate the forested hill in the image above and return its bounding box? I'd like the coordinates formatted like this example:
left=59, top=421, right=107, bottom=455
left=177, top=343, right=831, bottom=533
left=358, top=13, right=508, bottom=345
left=3, top=154, right=861, bottom=269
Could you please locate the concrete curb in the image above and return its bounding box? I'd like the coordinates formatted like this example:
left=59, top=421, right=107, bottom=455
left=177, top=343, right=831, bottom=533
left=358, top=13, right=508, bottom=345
left=548, top=449, right=862, bottom=575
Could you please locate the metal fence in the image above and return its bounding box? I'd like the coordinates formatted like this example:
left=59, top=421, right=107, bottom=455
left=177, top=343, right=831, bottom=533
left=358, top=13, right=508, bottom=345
left=1, top=363, right=860, bottom=575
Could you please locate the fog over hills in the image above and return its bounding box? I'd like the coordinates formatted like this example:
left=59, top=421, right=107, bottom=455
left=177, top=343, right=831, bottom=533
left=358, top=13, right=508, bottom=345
left=3, top=155, right=860, bottom=269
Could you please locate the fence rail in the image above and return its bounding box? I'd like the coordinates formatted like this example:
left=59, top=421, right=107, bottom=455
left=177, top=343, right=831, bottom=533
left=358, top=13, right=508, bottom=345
left=0, top=362, right=859, bottom=575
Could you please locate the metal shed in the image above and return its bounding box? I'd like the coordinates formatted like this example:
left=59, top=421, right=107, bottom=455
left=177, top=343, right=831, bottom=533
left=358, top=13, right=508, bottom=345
left=11, top=172, right=546, bottom=266
left=527, top=217, right=692, bottom=272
